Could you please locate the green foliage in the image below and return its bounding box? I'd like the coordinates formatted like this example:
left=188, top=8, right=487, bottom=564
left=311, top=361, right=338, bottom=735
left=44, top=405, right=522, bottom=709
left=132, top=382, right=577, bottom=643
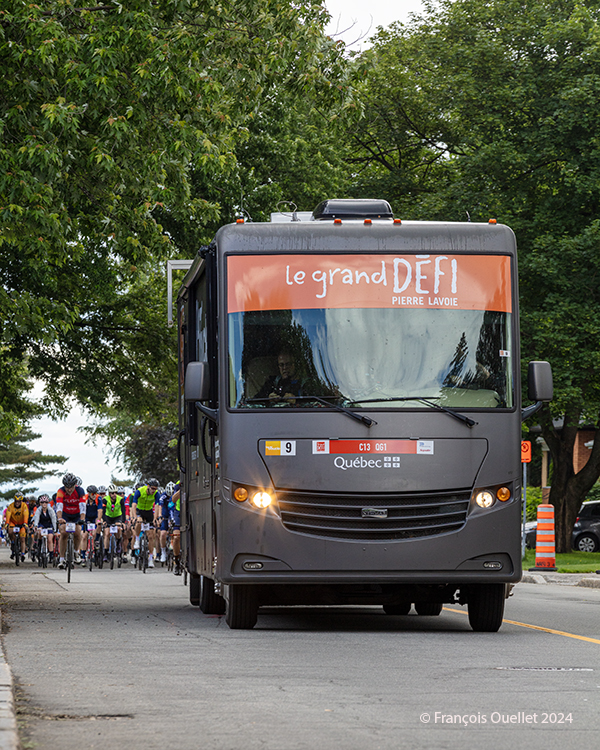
left=525, top=486, right=544, bottom=522
left=1, top=0, right=347, bottom=437
left=0, top=424, right=66, bottom=498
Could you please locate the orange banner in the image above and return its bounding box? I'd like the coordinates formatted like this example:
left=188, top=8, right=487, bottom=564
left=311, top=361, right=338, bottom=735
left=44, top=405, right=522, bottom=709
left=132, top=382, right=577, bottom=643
left=227, top=254, right=512, bottom=313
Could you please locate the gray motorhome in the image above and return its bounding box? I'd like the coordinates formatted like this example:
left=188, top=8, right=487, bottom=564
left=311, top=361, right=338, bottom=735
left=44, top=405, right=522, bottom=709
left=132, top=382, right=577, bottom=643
left=178, top=199, right=552, bottom=631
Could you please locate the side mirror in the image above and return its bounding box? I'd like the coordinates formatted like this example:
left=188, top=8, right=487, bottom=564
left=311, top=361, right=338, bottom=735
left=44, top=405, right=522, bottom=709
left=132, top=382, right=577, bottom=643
left=184, top=361, right=210, bottom=402
left=528, top=361, right=553, bottom=402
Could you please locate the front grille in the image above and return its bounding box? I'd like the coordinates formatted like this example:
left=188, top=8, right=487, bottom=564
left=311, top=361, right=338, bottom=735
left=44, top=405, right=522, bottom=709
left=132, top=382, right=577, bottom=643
left=277, top=489, right=471, bottom=541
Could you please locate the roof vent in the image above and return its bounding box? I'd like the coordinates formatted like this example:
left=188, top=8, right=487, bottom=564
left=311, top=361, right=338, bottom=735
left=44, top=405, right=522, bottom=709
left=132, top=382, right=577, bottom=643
left=312, top=199, right=393, bottom=221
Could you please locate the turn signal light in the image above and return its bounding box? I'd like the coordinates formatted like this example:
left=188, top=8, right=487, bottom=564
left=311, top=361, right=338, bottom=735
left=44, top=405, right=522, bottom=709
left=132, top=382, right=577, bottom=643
left=234, top=487, right=248, bottom=502
left=496, top=487, right=511, bottom=502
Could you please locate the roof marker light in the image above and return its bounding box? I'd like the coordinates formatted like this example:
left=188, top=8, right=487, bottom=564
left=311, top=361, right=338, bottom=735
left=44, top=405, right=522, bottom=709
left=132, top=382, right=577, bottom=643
left=334, top=218, right=342, bottom=224
left=394, top=219, right=402, bottom=225
left=236, top=218, right=245, bottom=224
left=364, top=218, right=372, bottom=225
left=489, top=218, right=497, bottom=224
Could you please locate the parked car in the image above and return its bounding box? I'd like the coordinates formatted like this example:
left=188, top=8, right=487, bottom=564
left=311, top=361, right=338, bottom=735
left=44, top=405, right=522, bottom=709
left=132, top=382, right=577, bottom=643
left=572, top=500, right=600, bottom=552
left=525, top=500, right=600, bottom=552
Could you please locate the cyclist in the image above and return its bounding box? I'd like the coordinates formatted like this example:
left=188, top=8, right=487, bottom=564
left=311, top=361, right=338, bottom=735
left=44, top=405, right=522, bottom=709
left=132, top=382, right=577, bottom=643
left=6, top=492, right=30, bottom=562
left=131, top=479, right=160, bottom=568
left=56, top=472, right=86, bottom=569
left=157, top=482, right=178, bottom=564
left=81, top=485, right=102, bottom=564
left=32, top=495, right=57, bottom=562
left=102, top=484, right=125, bottom=559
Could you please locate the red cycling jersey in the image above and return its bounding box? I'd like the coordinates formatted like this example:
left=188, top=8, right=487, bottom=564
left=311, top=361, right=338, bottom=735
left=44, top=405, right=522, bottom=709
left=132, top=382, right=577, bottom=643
left=56, top=486, right=86, bottom=516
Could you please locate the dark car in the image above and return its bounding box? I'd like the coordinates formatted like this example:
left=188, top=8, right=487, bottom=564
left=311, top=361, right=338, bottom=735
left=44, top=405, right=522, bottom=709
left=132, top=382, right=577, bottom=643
left=525, top=500, right=600, bottom=552
left=572, top=500, right=600, bottom=552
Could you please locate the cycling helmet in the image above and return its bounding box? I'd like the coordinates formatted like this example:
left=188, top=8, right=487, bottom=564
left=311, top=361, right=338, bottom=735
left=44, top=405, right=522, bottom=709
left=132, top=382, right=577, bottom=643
left=86, top=485, right=98, bottom=494
left=62, top=472, right=78, bottom=488
left=147, top=478, right=159, bottom=488
left=107, top=483, right=119, bottom=493
left=14, top=492, right=24, bottom=502
left=38, top=494, right=50, bottom=503
left=165, top=482, right=175, bottom=496
left=97, top=485, right=107, bottom=493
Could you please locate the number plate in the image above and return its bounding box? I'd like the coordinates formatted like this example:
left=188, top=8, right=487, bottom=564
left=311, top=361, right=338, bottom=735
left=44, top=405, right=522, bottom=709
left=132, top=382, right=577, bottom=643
left=12, top=526, right=20, bottom=533
left=110, top=525, right=118, bottom=533
left=65, top=522, right=76, bottom=532
left=41, top=529, right=49, bottom=536
left=87, top=523, right=96, bottom=532
left=141, top=523, right=150, bottom=531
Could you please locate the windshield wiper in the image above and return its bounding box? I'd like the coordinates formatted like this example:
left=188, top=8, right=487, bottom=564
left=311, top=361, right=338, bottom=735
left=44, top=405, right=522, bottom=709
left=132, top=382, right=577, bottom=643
left=246, top=395, right=377, bottom=427
left=347, top=396, right=478, bottom=428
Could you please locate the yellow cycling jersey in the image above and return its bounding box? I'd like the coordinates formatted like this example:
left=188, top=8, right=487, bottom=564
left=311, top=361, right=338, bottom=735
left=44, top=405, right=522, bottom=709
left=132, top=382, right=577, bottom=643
left=6, top=502, right=29, bottom=527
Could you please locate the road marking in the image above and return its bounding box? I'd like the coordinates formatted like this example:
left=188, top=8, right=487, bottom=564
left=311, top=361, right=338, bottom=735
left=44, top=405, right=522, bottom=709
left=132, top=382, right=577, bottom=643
left=443, top=607, right=600, bottom=644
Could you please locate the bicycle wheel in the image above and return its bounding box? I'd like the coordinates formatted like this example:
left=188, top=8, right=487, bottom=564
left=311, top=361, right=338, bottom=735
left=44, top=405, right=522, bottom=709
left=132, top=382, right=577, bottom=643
left=140, top=534, right=148, bottom=573
left=66, top=534, right=73, bottom=583
left=13, top=539, right=20, bottom=566
left=109, top=536, right=115, bottom=570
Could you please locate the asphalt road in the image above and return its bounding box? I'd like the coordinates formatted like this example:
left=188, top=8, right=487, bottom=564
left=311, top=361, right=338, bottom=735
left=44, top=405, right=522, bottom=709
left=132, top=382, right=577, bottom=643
left=1, top=547, right=600, bottom=750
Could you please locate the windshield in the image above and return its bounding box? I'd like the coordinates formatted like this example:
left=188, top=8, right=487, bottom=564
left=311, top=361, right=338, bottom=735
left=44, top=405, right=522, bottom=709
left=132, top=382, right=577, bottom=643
left=227, top=253, right=513, bottom=410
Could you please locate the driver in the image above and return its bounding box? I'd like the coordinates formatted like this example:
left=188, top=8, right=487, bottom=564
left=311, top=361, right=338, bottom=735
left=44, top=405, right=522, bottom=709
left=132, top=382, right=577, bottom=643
left=254, top=351, right=306, bottom=404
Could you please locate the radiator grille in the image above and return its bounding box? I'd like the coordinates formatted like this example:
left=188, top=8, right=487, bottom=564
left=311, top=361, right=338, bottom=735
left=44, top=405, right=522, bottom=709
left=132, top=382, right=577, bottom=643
left=277, top=489, right=471, bottom=541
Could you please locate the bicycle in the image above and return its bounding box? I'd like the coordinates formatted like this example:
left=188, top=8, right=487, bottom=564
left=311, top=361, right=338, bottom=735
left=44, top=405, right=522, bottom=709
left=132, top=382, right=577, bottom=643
left=136, top=522, right=151, bottom=573
left=106, top=524, right=122, bottom=570
left=85, top=523, right=102, bottom=571
left=37, top=529, right=50, bottom=569
left=64, top=522, right=77, bottom=583
left=10, top=526, right=21, bottom=566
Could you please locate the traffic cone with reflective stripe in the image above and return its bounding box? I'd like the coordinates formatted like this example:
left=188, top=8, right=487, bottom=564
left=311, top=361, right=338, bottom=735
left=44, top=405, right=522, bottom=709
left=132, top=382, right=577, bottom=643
left=529, top=504, right=557, bottom=572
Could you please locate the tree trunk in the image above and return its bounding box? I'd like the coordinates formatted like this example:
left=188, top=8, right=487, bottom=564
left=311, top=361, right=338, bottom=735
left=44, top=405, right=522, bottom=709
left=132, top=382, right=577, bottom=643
left=541, top=406, right=600, bottom=553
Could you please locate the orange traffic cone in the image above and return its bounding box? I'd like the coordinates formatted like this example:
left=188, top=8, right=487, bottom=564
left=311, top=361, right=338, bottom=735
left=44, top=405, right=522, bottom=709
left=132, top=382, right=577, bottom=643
left=528, top=504, right=557, bottom=571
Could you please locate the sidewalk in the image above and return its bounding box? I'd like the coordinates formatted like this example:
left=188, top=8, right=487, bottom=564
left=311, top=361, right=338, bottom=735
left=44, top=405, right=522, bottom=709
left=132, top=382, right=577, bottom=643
left=0, top=636, right=18, bottom=750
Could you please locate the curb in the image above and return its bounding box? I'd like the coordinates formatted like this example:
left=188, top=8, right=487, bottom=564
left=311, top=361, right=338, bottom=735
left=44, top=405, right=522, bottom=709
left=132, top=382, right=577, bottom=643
left=520, top=573, right=600, bottom=587
left=0, top=661, right=18, bottom=750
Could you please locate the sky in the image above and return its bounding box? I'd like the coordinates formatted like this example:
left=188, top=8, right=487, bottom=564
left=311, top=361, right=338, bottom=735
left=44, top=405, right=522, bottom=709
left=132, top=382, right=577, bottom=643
left=4, top=0, right=426, bottom=499
left=325, top=0, right=424, bottom=49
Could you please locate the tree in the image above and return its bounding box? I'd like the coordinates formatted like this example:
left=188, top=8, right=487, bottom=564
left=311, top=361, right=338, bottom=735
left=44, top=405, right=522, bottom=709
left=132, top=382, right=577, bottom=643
left=1, top=0, right=342, bottom=432
left=347, top=0, right=600, bottom=550
left=0, top=424, right=66, bottom=498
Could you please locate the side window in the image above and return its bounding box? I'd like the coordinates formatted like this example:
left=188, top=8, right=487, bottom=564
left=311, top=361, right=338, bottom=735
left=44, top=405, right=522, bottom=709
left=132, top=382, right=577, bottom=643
left=590, top=504, right=600, bottom=518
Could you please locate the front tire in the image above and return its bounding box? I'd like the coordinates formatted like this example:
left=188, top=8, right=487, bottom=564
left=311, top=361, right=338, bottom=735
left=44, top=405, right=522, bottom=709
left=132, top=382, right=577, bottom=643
left=467, top=584, right=506, bottom=632
left=199, top=576, right=226, bottom=615
left=226, top=585, right=258, bottom=630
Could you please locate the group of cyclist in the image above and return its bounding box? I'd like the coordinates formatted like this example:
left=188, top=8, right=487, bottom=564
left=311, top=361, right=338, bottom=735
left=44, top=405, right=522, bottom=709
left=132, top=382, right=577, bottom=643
left=3, top=473, right=182, bottom=572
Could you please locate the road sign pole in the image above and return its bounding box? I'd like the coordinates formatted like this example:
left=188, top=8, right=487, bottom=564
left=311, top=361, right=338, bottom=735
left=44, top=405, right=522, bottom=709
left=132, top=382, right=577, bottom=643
left=522, top=460, right=527, bottom=559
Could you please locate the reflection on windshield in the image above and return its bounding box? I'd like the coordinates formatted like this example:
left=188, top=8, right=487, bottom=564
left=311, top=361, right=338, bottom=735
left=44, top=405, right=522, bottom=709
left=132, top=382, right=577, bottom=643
left=228, top=308, right=513, bottom=409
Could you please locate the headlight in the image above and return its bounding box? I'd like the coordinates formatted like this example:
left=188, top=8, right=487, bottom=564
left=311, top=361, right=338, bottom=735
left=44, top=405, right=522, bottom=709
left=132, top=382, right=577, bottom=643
left=251, top=491, right=273, bottom=509
left=475, top=490, right=495, bottom=508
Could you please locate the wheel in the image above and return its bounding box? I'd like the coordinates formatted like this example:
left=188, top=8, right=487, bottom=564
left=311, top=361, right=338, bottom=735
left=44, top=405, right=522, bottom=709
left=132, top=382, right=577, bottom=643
left=467, top=584, right=506, bottom=632
left=66, top=537, right=73, bottom=583
left=88, top=548, right=93, bottom=571
left=110, top=538, right=115, bottom=570
left=200, top=576, right=227, bottom=615
left=140, top=535, right=148, bottom=573
left=14, top=544, right=20, bottom=566
left=383, top=603, right=411, bottom=615
left=415, top=602, right=443, bottom=616
left=225, top=585, right=258, bottom=629
left=190, top=574, right=200, bottom=606
left=574, top=533, right=599, bottom=553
